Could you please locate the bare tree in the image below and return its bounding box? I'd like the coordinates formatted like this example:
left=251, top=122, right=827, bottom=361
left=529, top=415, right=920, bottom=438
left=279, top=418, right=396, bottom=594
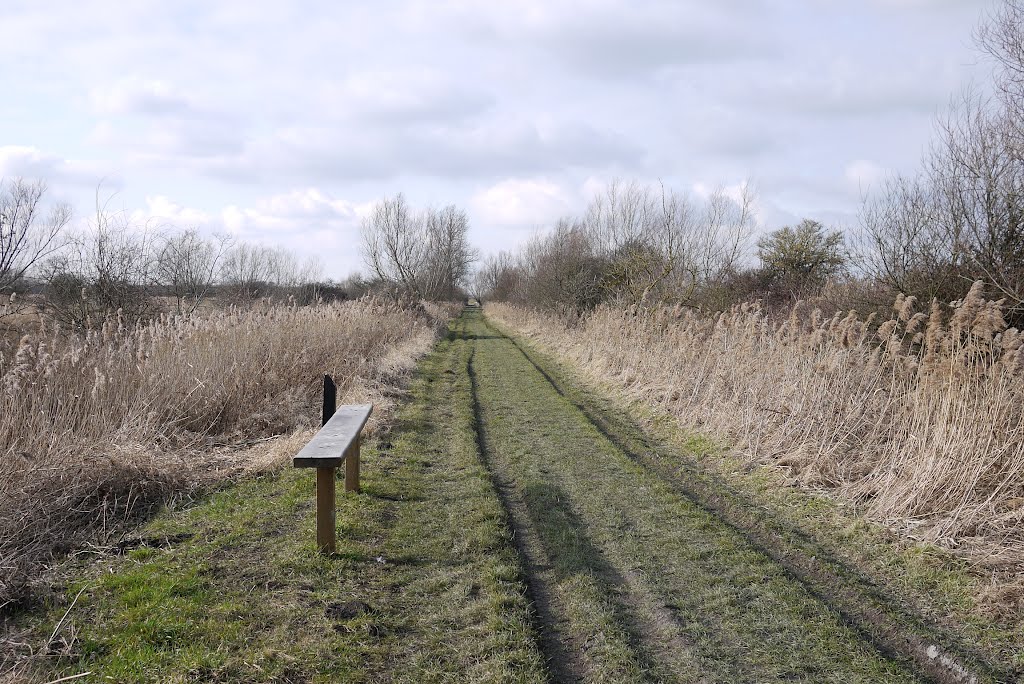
left=854, top=1, right=1024, bottom=319
left=361, top=194, right=477, bottom=300
left=579, top=179, right=757, bottom=306
left=155, top=229, right=230, bottom=314
left=361, top=193, right=425, bottom=296
left=519, top=218, right=607, bottom=314
left=219, top=243, right=277, bottom=304
left=977, top=0, right=1024, bottom=132
left=421, top=205, right=478, bottom=300
left=0, top=179, right=71, bottom=314
left=857, top=174, right=957, bottom=302
left=474, top=251, right=521, bottom=303
left=43, top=207, right=159, bottom=328
left=584, top=179, right=656, bottom=254
left=858, top=89, right=1024, bottom=317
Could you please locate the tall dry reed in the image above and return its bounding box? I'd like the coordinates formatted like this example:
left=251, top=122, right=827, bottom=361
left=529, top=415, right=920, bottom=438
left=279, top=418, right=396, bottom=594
left=0, top=298, right=454, bottom=609
left=487, top=284, right=1024, bottom=559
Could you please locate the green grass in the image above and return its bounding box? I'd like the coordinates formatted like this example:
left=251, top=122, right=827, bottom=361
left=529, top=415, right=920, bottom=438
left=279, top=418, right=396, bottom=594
left=18, top=317, right=547, bottom=683
left=486, top=310, right=1022, bottom=682
left=468, top=310, right=923, bottom=683
left=10, top=307, right=1019, bottom=683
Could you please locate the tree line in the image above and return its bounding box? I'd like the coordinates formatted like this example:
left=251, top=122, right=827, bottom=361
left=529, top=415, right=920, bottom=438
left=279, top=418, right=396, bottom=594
left=0, top=183, right=480, bottom=329
left=478, top=2, right=1024, bottom=324
left=7, top=1, right=1024, bottom=326
left=473, top=179, right=850, bottom=315
left=0, top=180, right=368, bottom=328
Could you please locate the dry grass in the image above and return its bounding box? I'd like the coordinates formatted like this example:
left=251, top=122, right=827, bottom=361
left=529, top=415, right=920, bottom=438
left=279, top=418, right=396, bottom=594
left=0, top=297, right=456, bottom=611
left=487, top=284, right=1024, bottom=573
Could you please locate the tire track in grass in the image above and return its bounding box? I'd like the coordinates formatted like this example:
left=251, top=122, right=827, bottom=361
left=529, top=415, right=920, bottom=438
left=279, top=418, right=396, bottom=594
left=489, top=312, right=1016, bottom=684
left=468, top=337, right=697, bottom=684
left=468, top=345, right=589, bottom=684
left=464, top=308, right=927, bottom=684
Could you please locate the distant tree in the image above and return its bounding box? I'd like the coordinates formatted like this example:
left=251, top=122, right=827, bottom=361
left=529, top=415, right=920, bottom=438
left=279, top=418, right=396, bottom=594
left=521, top=219, right=608, bottom=314
left=583, top=179, right=757, bottom=306
left=219, top=243, right=276, bottom=304
left=361, top=194, right=477, bottom=300
left=757, top=220, right=845, bottom=299
left=42, top=212, right=158, bottom=328
left=0, top=178, right=71, bottom=312
left=155, top=229, right=230, bottom=314
left=475, top=251, right=522, bottom=302
left=421, top=205, right=477, bottom=300
left=361, top=194, right=422, bottom=295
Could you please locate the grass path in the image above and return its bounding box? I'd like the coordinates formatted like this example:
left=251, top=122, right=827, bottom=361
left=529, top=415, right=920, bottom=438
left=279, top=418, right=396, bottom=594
left=7, top=314, right=546, bottom=683
left=7, top=308, right=1015, bottom=683
left=466, top=310, right=925, bottom=684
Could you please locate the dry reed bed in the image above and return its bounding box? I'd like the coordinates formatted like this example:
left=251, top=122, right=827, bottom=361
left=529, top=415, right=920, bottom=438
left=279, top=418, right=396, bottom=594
left=0, top=298, right=455, bottom=610
left=487, top=284, right=1024, bottom=566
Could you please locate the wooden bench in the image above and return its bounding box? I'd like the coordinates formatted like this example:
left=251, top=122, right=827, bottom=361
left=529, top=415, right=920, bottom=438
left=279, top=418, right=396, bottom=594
left=293, top=375, right=372, bottom=553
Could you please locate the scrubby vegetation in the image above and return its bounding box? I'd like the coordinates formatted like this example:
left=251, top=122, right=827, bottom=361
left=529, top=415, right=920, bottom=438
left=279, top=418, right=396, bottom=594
left=0, top=297, right=457, bottom=612
left=472, top=4, right=1024, bottom=615
left=487, top=289, right=1024, bottom=616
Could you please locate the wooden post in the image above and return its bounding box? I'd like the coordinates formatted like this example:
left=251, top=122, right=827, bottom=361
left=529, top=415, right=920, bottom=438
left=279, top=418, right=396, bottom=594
left=323, top=374, right=336, bottom=426
left=316, top=466, right=336, bottom=553
left=345, top=434, right=360, bottom=493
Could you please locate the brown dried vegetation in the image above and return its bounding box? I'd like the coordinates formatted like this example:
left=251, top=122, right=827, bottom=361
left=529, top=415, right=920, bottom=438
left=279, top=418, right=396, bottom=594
left=488, top=283, right=1024, bottom=573
left=0, top=297, right=454, bottom=611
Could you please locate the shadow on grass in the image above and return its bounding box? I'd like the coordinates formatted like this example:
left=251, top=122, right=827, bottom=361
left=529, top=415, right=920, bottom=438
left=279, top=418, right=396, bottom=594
left=520, top=481, right=668, bottom=677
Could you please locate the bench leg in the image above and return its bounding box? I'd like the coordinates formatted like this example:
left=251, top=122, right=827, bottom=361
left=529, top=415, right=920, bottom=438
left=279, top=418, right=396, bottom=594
left=316, top=466, right=336, bottom=553
left=345, top=435, right=360, bottom=493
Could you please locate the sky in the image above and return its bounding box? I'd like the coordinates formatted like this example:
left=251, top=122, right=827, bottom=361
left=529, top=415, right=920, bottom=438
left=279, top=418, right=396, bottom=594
left=0, top=0, right=1003, bottom=278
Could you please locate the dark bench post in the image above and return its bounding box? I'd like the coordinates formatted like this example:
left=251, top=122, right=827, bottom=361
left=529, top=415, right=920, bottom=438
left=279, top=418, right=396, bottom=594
left=318, top=375, right=338, bottom=553
left=316, top=466, right=336, bottom=552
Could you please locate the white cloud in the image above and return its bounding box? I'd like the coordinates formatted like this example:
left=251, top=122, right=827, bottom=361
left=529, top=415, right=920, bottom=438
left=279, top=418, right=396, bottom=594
left=412, top=0, right=773, bottom=78
left=320, top=68, right=493, bottom=124
left=471, top=178, right=576, bottom=229
left=89, top=78, right=197, bottom=117
left=129, top=195, right=213, bottom=228
left=220, top=189, right=368, bottom=240
left=0, top=146, right=112, bottom=188
left=843, top=160, right=888, bottom=193
left=0, top=0, right=1004, bottom=272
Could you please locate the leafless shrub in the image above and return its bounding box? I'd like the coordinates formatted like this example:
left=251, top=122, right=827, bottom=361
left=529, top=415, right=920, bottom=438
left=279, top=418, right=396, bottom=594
left=859, top=2, right=1024, bottom=322
left=477, top=179, right=758, bottom=312
left=218, top=243, right=277, bottom=304
left=155, top=229, right=230, bottom=315
left=41, top=210, right=159, bottom=329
